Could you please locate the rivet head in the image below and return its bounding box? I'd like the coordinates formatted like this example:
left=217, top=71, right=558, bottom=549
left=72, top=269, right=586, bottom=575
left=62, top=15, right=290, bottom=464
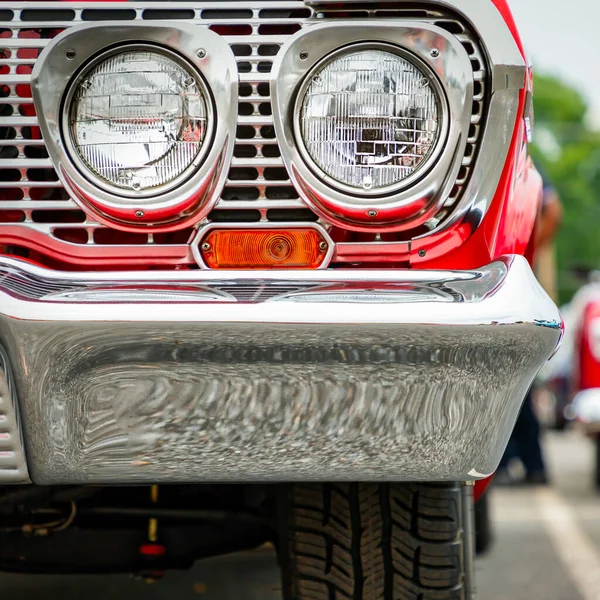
left=430, top=48, right=440, bottom=58
left=299, top=50, right=308, bottom=60
left=135, top=210, right=145, bottom=218
left=196, top=48, right=206, bottom=59
left=418, top=249, right=427, bottom=257
left=367, top=210, right=378, bottom=218
left=66, top=49, right=76, bottom=60
left=201, top=242, right=211, bottom=252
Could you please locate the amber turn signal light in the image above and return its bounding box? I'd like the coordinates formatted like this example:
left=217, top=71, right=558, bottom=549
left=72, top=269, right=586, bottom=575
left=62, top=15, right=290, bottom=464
left=200, top=228, right=328, bottom=269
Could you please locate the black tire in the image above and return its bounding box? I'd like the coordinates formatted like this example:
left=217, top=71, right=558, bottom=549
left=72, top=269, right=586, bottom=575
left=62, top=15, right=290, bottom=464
left=277, top=482, right=468, bottom=600
left=474, top=492, right=493, bottom=555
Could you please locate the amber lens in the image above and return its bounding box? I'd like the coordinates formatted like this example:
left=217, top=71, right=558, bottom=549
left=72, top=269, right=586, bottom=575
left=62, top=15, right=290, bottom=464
left=201, top=229, right=327, bottom=269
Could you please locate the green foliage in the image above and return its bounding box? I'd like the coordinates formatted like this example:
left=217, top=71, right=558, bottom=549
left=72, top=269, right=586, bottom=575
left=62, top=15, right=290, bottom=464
left=530, top=73, right=600, bottom=304
left=533, top=74, right=587, bottom=126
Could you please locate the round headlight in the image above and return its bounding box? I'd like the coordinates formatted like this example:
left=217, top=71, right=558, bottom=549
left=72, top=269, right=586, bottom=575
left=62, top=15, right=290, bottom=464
left=298, top=47, right=442, bottom=194
left=68, top=47, right=210, bottom=196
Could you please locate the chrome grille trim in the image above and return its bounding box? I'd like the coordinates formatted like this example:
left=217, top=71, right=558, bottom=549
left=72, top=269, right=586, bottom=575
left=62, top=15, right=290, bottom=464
left=0, top=263, right=317, bottom=301
left=0, top=1, right=489, bottom=263
left=0, top=346, right=30, bottom=484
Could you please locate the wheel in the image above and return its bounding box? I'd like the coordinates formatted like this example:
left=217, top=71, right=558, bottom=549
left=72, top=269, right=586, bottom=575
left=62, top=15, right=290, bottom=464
left=277, top=483, right=470, bottom=600
left=474, top=492, right=493, bottom=555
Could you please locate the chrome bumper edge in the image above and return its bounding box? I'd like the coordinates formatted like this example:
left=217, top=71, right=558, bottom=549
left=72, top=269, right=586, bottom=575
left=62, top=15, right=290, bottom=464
left=0, top=255, right=561, bottom=484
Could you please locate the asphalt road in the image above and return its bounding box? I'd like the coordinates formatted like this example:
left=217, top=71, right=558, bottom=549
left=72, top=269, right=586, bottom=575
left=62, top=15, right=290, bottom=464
left=2, top=429, right=600, bottom=600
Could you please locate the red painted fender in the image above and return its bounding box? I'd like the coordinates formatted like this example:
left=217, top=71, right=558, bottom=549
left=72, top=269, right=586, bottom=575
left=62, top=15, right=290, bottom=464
left=474, top=475, right=494, bottom=503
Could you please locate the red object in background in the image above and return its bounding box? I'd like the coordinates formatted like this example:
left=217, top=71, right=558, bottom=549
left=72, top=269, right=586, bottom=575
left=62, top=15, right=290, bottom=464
left=576, top=299, right=600, bottom=392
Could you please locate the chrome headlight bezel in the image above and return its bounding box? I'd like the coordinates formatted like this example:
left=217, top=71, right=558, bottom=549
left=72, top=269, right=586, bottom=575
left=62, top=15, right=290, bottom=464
left=271, top=22, right=475, bottom=232
left=293, top=42, right=449, bottom=198
left=61, top=43, right=215, bottom=200
left=31, top=23, right=237, bottom=232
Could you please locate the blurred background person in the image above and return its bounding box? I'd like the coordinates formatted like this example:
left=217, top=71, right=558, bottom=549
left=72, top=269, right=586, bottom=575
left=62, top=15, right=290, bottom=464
left=497, top=166, right=563, bottom=485
left=536, top=168, right=564, bottom=302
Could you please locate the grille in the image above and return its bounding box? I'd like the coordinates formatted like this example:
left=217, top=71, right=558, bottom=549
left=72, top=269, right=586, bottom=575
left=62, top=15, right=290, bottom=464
left=0, top=345, right=29, bottom=483
left=0, top=2, right=487, bottom=269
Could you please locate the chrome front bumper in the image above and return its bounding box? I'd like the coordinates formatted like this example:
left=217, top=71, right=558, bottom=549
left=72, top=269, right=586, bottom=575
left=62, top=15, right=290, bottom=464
left=0, top=255, right=561, bottom=485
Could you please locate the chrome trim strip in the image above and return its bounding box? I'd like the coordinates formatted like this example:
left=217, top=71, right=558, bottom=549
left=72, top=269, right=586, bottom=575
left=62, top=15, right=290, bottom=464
left=31, top=22, right=238, bottom=231
left=0, top=255, right=561, bottom=484
left=0, top=252, right=541, bottom=287
left=271, top=22, right=474, bottom=231
left=0, top=347, right=30, bottom=484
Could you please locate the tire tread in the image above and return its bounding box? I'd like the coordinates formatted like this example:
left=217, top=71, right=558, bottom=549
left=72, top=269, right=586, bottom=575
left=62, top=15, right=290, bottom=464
left=280, top=483, right=465, bottom=600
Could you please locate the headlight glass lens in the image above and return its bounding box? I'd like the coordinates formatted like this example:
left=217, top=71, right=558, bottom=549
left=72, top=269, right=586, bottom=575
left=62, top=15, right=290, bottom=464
left=299, top=48, right=441, bottom=192
left=69, top=49, right=208, bottom=194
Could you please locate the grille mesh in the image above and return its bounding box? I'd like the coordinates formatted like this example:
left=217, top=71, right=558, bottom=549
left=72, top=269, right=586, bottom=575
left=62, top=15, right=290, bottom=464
left=0, top=2, right=487, bottom=268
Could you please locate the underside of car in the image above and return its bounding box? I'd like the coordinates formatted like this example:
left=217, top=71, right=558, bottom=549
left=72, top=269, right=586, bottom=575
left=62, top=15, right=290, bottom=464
left=1, top=482, right=475, bottom=599
left=0, top=484, right=273, bottom=575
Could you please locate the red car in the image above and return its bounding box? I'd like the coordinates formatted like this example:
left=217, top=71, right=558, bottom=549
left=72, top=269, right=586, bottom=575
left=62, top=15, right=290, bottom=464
left=570, top=281, right=600, bottom=486
left=0, top=1, right=561, bottom=597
